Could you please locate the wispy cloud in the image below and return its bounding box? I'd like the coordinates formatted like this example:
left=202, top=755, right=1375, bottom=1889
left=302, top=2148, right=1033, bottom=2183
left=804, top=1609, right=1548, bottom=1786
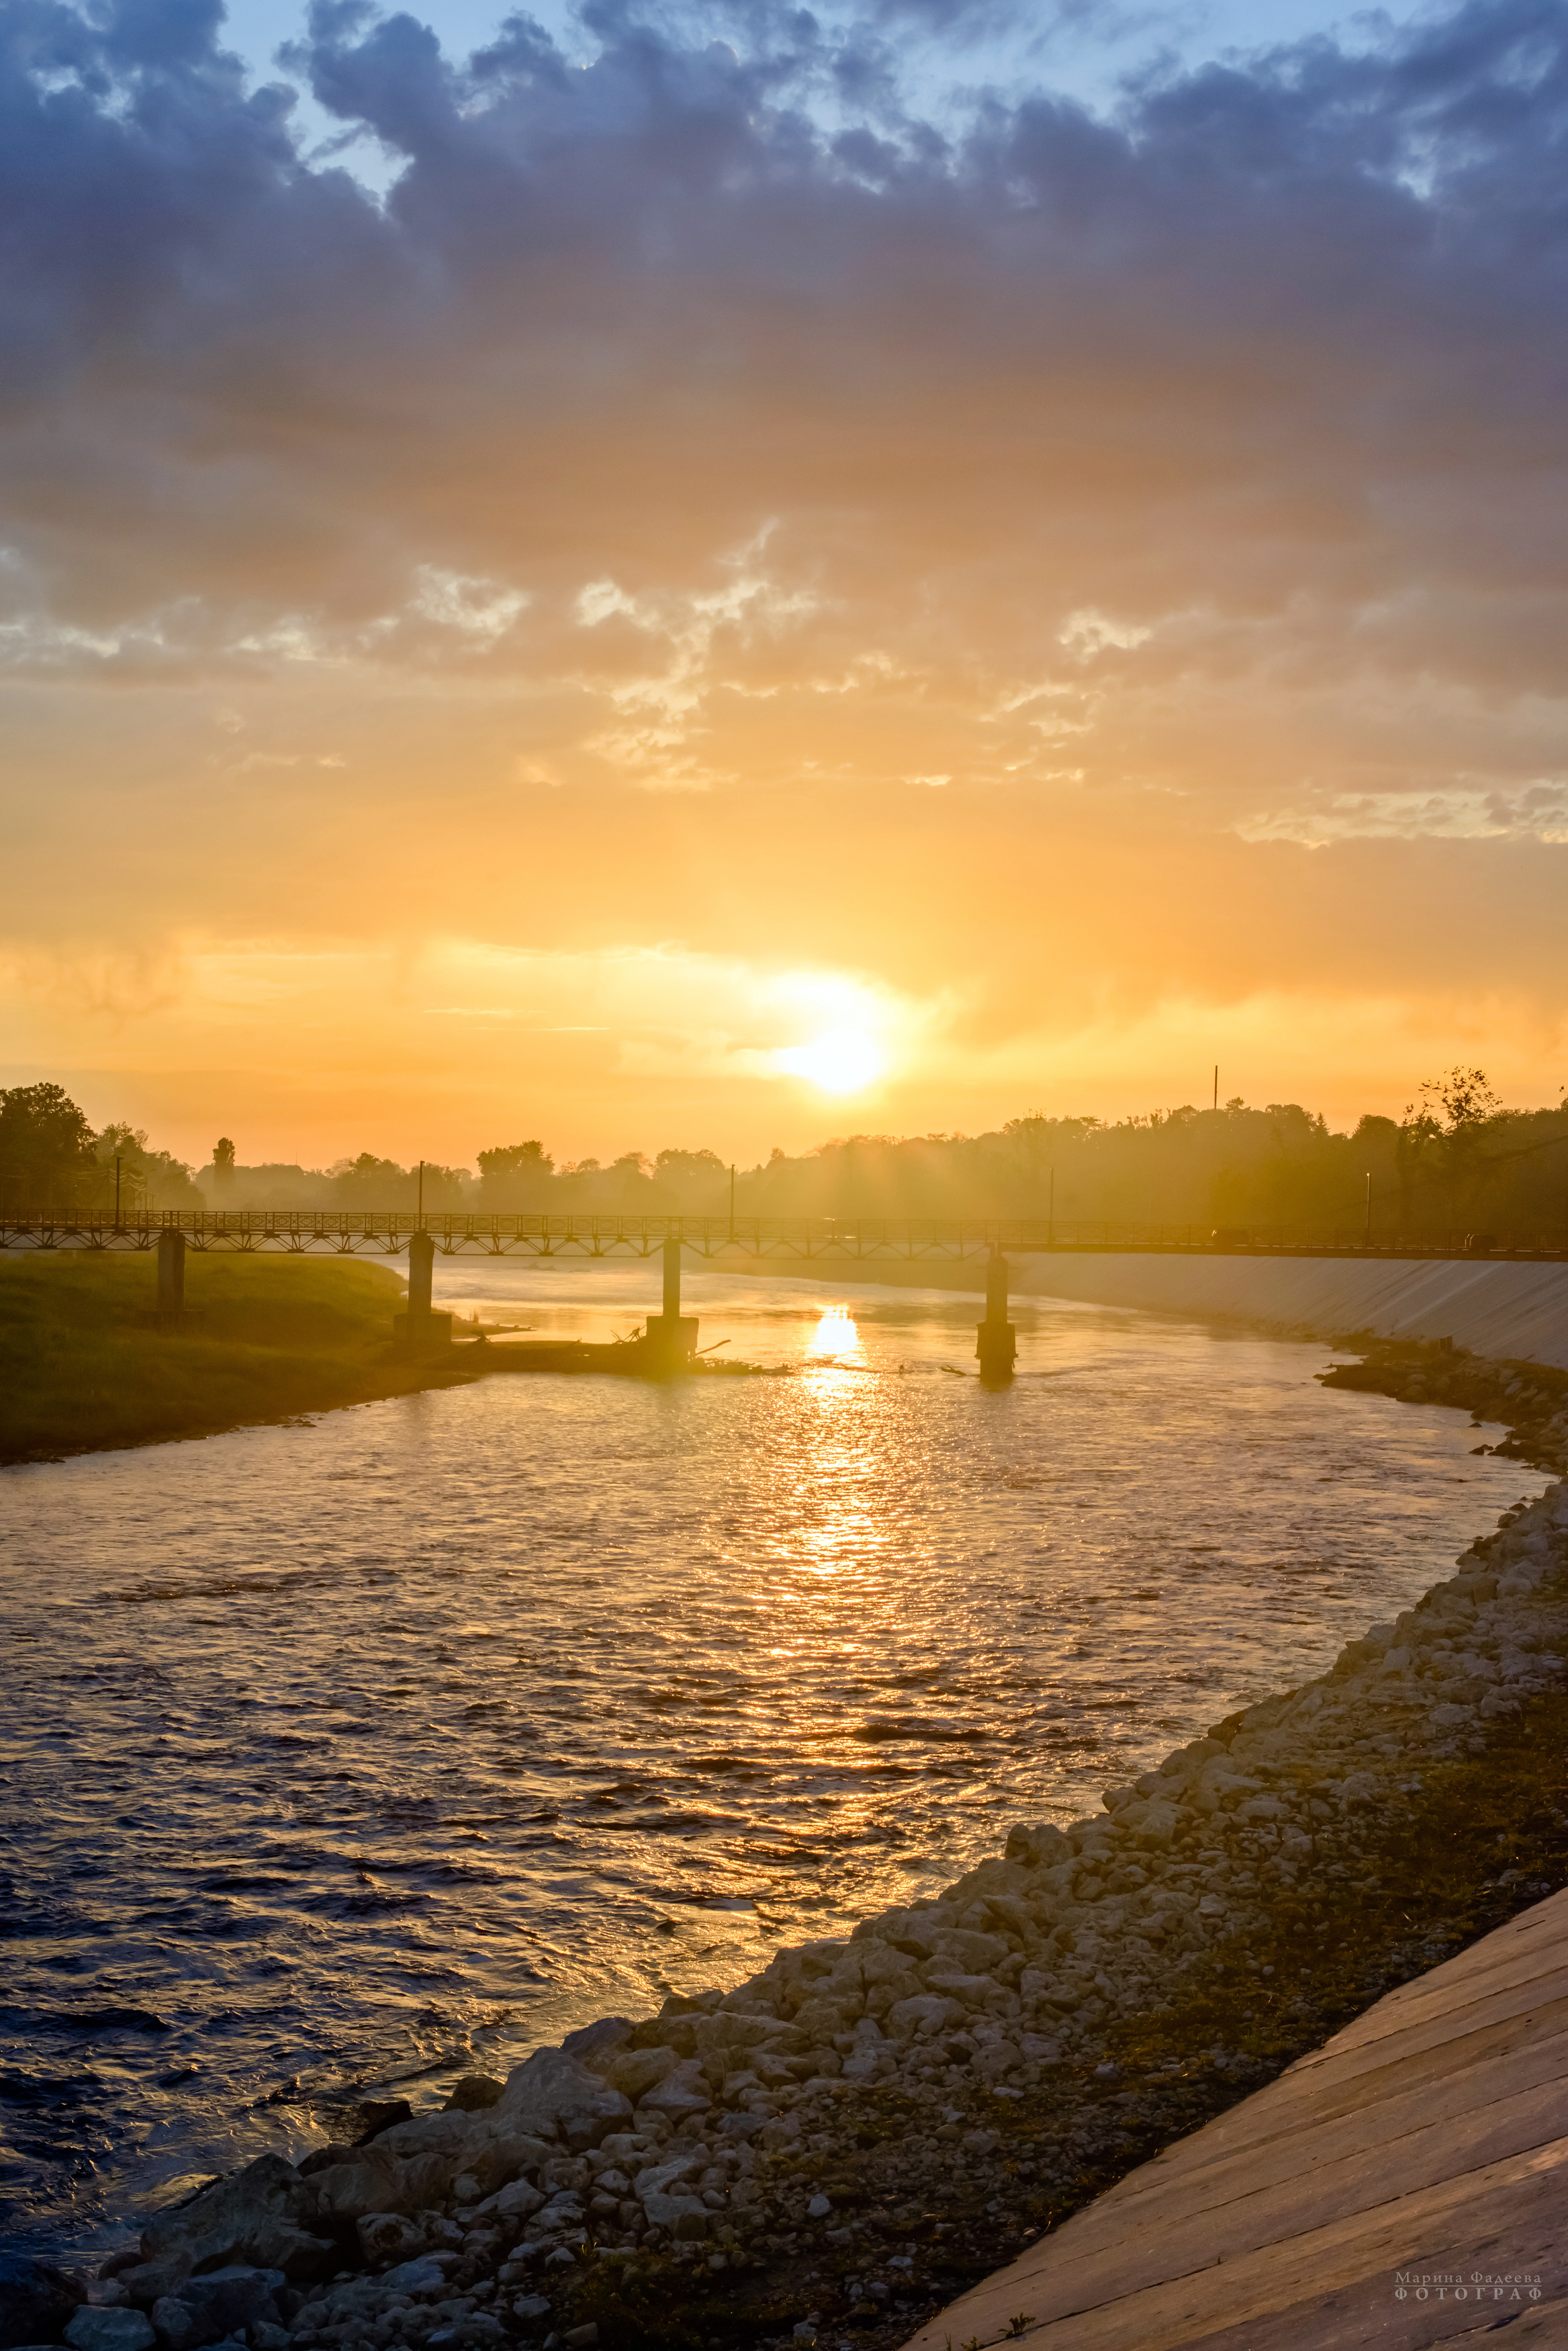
left=5, top=0, right=1568, bottom=1144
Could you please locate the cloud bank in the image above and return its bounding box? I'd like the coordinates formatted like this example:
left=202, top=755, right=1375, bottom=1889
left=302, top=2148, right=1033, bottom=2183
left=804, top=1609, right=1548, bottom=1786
left=2, top=0, right=1567, bottom=1151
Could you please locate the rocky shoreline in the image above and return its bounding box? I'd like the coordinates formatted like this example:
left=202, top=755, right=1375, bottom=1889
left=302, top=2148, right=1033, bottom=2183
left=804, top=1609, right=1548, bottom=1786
left=1316, top=1331, right=1567, bottom=1477
left=9, top=1337, right=1568, bottom=2351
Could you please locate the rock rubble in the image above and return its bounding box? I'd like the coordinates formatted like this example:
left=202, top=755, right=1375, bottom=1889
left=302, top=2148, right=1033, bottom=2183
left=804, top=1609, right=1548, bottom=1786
left=13, top=1350, right=1568, bottom=2351
left=1318, top=1336, right=1568, bottom=1476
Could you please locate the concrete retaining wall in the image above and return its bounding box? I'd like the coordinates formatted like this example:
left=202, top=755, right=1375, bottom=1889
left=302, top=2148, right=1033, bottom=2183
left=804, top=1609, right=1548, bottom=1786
left=1014, top=1253, right=1568, bottom=1368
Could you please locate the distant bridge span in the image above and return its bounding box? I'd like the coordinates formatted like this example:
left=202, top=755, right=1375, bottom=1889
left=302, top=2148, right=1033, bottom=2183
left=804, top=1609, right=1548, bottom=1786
left=11, top=1210, right=1566, bottom=1372
left=2, top=1210, right=1566, bottom=1263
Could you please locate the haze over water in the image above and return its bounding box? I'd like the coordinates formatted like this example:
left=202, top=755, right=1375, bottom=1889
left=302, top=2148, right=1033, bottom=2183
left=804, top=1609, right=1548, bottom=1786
left=0, top=1276, right=1538, bottom=2257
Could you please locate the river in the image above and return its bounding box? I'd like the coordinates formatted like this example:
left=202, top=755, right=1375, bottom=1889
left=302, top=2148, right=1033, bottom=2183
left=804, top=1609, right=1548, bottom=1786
left=0, top=1268, right=1539, bottom=2257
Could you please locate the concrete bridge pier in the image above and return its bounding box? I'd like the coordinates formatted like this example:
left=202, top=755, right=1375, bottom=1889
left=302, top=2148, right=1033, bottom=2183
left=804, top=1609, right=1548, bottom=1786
left=640, top=1237, right=698, bottom=1370
left=409, top=1229, right=434, bottom=1319
left=975, top=1247, right=1017, bottom=1382
left=156, top=1227, right=186, bottom=1330
left=394, top=1229, right=452, bottom=1351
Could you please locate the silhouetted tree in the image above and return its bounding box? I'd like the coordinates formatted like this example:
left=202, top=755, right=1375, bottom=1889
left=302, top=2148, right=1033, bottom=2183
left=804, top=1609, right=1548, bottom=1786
left=1399, top=1067, right=1505, bottom=1232
left=0, top=1082, right=95, bottom=1210
left=477, top=1140, right=555, bottom=1208
left=477, top=1141, right=553, bottom=1181
left=651, top=1147, right=729, bottom=1212
left=11, top=1073, right=1568, bottom=1240
left=92, top=1122, right=201, bottom=1212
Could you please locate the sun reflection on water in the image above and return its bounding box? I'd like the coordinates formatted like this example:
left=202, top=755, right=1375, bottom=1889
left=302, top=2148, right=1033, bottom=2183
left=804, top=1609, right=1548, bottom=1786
left=0, top=1267, right=1542, bottom=2257
left=810, top=1304, right=863, bottom=1360
left=771, top=1339, right=892, bottom=1589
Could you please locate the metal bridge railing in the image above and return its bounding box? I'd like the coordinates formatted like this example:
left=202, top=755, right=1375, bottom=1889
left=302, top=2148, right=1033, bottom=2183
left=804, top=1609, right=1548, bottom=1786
left=1, top=1209, right=1567, bottom=1261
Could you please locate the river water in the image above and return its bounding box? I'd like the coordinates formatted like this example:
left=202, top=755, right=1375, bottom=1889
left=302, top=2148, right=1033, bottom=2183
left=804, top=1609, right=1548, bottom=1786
left=0, top=1268, right=1539, bottom=2257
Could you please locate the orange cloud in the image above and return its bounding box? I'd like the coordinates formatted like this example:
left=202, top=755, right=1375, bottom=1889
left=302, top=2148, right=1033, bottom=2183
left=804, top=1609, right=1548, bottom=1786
left=3, top=0, right=1568, bottom=1161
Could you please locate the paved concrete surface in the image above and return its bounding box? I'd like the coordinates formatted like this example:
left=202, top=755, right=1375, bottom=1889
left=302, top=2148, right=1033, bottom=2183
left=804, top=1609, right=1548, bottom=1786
left=901, top=1888, right=1568, bottom=2348
left=1016, top=1256, right=1568, bottom=1368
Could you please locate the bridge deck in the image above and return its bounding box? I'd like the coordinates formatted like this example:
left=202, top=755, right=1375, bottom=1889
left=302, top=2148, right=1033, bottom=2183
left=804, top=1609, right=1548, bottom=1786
left=1, top=1213, right=1565, bottom=1263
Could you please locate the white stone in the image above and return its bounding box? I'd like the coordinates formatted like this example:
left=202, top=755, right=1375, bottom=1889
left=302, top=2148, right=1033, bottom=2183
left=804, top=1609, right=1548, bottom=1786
left=487, top=2178, right=545, bottom=2221
left=886, top=1992, right=964, bottom=2041
left=532, top=2193, right=584, bottom=2235
left=635, top=2057, right=712, bottom=2124
left=633, top=2153, right=700, bottom=2199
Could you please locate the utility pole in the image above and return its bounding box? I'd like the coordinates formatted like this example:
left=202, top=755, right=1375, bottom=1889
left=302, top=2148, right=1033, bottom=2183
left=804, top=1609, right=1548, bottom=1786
left=114, top=1154, right=122, bottom=1227
left=1365, top=1169, right=1373, bottom=1247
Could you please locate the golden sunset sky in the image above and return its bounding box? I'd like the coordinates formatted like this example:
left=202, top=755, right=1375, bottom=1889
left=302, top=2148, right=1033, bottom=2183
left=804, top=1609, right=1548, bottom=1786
left=3, top=0, right=1566, bottom=1166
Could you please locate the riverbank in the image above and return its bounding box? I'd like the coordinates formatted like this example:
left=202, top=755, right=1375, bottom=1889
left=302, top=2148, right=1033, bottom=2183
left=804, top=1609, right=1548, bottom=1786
left=1016, top=1251, right=1568, bottom=1370
left=1317, top=1336, right=1568, bottom=1479
left=18, top=1349, right=1568, bottom=2351
left=11, top=1244, right=1565, bottom=1475
left=708, top=1249, right=1568, bottom=1371
left=0, top=1255, right=471, bottom=1466
left=905, top=1878, right=1568, bottom=2348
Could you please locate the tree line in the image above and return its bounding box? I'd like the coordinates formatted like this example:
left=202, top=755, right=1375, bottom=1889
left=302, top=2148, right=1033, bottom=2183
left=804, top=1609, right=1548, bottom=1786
left=0, top=1083, right=205, bottom=1218
left=3, top=1069, right=1567, bottom=1241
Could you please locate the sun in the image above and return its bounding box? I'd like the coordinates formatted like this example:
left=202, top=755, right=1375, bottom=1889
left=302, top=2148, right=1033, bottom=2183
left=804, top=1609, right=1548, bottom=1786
left=777, top=1029, right=885, bottom=1095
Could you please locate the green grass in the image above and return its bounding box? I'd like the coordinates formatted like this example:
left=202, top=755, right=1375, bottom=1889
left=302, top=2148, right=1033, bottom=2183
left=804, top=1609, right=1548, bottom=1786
left=0, top=1251, right=470, bottom=1464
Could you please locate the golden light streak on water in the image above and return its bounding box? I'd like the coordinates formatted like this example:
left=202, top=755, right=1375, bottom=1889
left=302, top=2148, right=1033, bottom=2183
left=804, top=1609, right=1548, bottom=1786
left=0, top=1264, right=1544, bottom=2258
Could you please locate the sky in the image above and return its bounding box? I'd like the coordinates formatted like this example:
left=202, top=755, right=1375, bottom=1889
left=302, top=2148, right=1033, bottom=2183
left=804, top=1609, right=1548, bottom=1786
left=3, top=0, right=1567, bottom=1170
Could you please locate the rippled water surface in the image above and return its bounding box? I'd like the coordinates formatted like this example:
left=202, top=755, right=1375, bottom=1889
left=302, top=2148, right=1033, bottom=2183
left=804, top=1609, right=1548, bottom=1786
left=0, top=1268, right=1539, bottom=2254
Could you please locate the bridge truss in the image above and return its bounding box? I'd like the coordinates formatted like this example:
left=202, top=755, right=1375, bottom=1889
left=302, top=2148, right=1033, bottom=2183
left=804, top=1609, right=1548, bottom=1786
left=1, top=1211, right=1566, bottom=1263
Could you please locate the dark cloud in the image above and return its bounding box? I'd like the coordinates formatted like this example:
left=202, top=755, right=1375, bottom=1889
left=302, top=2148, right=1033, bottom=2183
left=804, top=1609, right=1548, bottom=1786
left=2, top=0, right=1568, bottom=836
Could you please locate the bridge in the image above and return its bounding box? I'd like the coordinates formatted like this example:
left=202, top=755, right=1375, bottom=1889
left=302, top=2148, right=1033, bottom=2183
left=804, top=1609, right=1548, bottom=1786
left=5, top=1210, right=1564, bottom=1378
left=4, top=1209, right=1567, bottom=1262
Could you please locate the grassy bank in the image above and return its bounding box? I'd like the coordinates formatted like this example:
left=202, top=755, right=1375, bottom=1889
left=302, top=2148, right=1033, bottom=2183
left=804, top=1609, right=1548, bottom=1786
left=0, top=1252, right=473, bottom=1466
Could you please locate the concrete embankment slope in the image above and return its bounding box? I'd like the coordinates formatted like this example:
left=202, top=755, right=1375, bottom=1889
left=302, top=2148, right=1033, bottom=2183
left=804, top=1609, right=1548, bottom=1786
left=902, top=1884, right=1568, bottom=2351
left=1016, top=1255, right=1568, bottom=1368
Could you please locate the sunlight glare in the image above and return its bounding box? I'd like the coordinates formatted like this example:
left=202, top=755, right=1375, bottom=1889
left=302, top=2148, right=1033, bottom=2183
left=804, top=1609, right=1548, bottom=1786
left=811, top=1305, right=863, bottom=1359
left=777, top=1029, right=884, bottom=1094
